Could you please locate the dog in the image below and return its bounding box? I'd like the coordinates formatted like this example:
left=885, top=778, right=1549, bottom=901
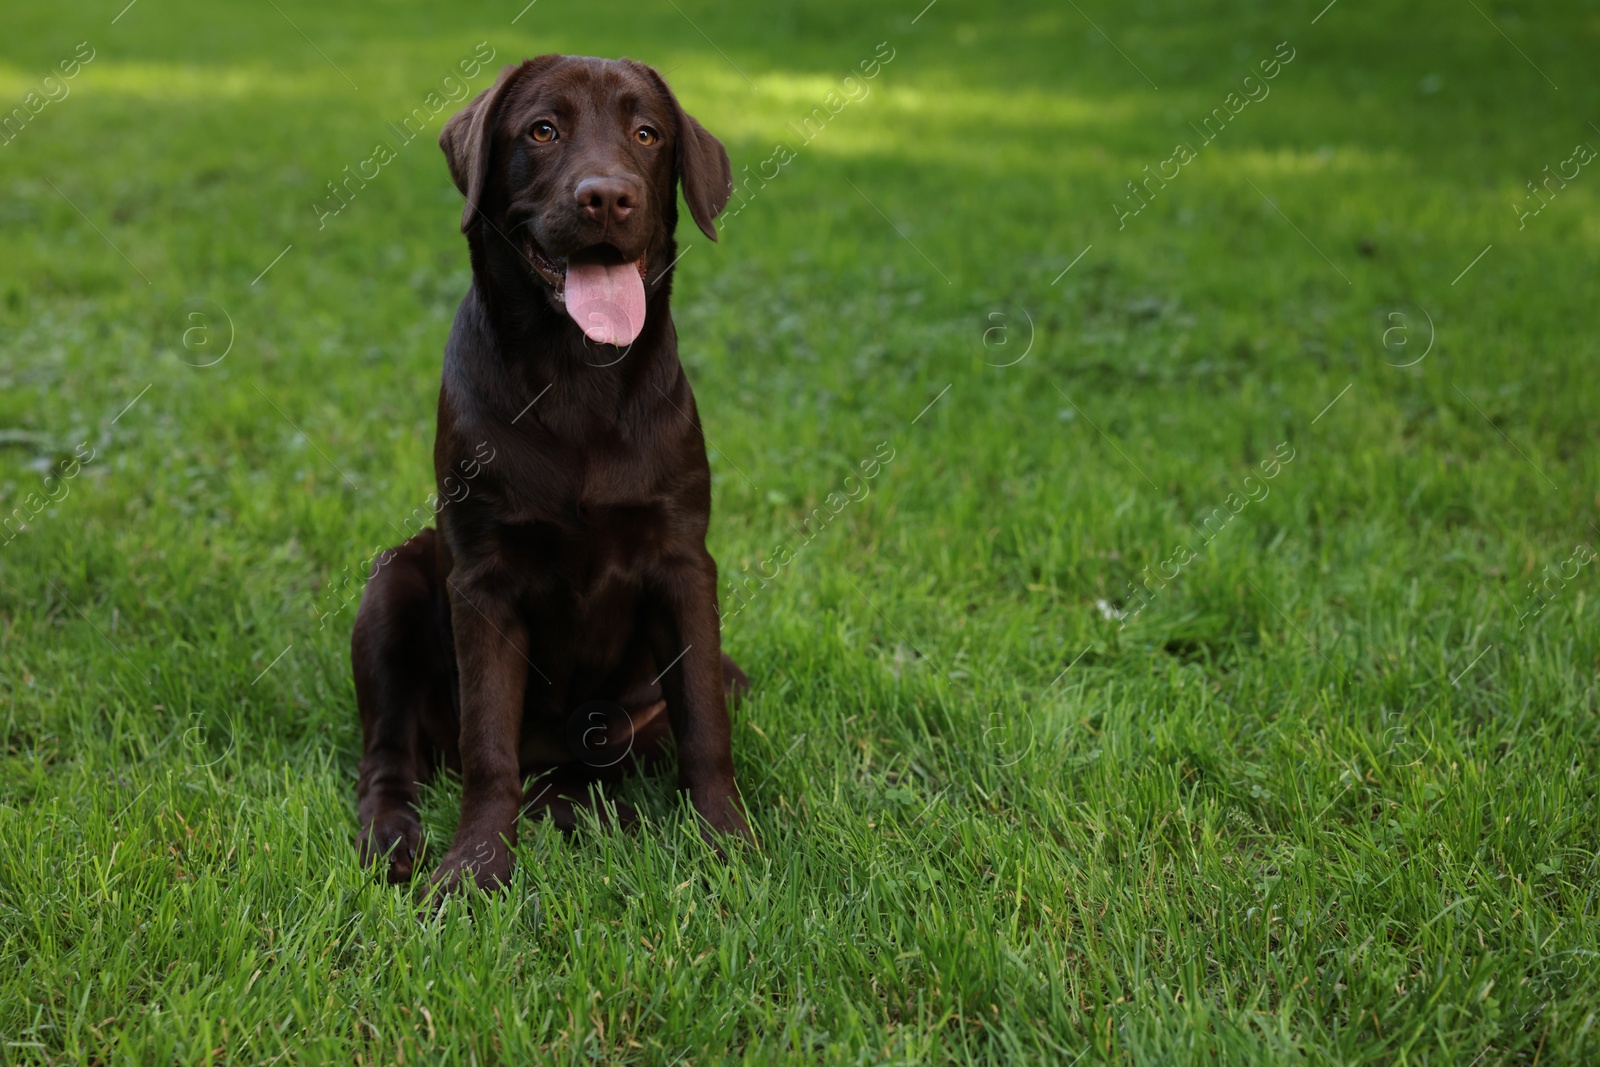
left=351, top=55, right=752, bottom=893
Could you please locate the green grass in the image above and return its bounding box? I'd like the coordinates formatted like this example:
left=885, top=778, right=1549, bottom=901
left=2, top=0, right=1598, bottom=1062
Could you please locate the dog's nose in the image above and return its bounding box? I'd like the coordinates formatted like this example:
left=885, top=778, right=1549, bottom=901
left=574, top=177, right=637, bottom=224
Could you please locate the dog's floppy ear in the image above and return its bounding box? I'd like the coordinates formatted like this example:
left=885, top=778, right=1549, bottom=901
left=676, top=108, right=733, bottom=241
left=440, top=60, right=538, bottom=233
left=638, top=65, right=732, bottom=242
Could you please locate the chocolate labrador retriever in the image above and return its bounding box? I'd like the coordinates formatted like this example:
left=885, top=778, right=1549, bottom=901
left=351, top=55, right=752, bottom=893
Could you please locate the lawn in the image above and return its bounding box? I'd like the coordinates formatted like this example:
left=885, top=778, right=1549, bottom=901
left=2, top=0, right=1598, bottom=1062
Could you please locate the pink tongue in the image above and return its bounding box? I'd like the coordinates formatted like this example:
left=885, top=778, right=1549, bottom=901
left=563, top=257, right=646, bottom=345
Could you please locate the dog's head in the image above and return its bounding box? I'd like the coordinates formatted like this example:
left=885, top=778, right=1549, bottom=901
left=440, top=55, right=732, bottom=346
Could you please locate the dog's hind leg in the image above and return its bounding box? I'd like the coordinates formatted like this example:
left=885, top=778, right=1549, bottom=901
left=522, top=766, right=642, bottom=833
left=721, top=652, right=750, bottom=706
left=351, top=529, right=456, bottom=883
left=522, top=699, right=673, bottom=832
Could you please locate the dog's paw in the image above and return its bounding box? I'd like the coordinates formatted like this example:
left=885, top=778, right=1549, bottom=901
left=358, top=809, right=423, bottom=884
left=694, top=792, right=756, bottom=855
left=428, top=840, right=511, bottom=895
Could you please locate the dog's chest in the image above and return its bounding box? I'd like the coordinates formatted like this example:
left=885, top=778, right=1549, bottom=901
left=470, top=405, right=699, bottom=613
left=509, top=448, right=673, bottom=585
left=549, top=485, right=667, bottom=651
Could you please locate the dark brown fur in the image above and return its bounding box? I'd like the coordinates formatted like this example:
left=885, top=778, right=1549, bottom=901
left=351, top=55, right=751, bottom=893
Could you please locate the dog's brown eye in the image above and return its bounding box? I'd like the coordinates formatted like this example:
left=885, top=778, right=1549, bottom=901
left=531, top=122, right=557, bottom=143
left=636, top=126, right=659, bottom=146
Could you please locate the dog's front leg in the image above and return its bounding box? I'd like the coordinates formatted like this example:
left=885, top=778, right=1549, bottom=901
left=432, top=577, right=528, bottom=892
left=658, top=554, right=753, bottom=848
